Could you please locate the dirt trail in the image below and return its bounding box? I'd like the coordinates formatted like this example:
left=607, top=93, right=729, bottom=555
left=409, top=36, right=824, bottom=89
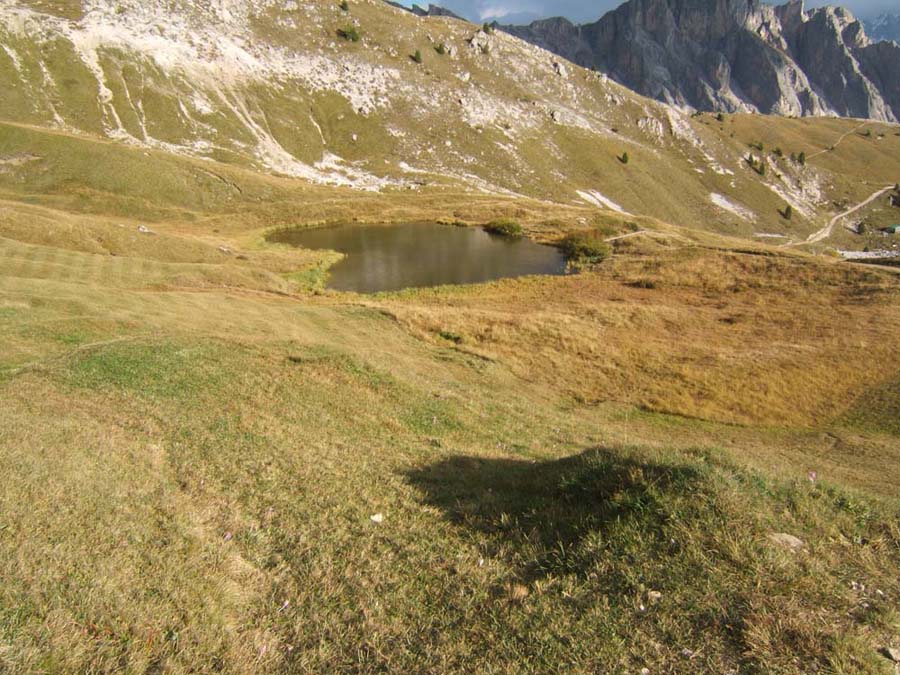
left=807, top=121, right=868, bottom=159
left=798, top=185, right=894, bottom=245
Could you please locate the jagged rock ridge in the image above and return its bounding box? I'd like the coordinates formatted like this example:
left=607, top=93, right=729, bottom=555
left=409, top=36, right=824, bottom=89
left=386, top=2, right=464, bottom=20
left=501, top=0, right=900, bottom=121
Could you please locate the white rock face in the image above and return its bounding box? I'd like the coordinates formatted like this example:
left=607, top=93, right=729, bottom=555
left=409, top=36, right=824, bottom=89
left=710, top=193, right=756, bottom=221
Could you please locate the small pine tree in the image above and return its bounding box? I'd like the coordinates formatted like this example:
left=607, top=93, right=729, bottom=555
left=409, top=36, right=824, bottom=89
left=716, top=112, right=724, bottom=122
left=435, top=43, right=446, bottom=55
left=411, top=49, right=423, bottom=64
left=482, top=22, right=494, bottom=34
left=620, top=152, right=629, bottom=165
left=783, top=205, right=792, bottom=220
left=339, top=0, right=349, bottom=11
left=798, top=151, right=806, bottom=165
left=337, top=27, right=360, bottom=42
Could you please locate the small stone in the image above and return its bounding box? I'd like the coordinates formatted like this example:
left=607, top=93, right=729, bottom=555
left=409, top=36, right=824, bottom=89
left=640, top=669, right=650, bottom=675
left=370, top=513, right=383, bottom=524
left=768, top=533, right=805, bottom=551
left=880, top=647, right=900, bottom=663
left=647, top=590, right=662, bottom=603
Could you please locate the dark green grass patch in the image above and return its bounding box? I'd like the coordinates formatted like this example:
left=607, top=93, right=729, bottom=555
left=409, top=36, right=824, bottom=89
left=559, top=230, right=611, bottom=262
left=63, top=340, right=225, bottom=400
left=483, top=219, right=523, bottom=238
left=53, top=331, right=90, bottom=346
left=840, top=377, right=900, bottom=436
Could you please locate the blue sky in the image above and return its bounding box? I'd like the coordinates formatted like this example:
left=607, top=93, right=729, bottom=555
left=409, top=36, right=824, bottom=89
left=404, top=0, right=895, bottom=24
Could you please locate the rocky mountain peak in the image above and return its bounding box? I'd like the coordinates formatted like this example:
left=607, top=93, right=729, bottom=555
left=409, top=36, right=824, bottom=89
left=501, top=0, right=900, bottom=121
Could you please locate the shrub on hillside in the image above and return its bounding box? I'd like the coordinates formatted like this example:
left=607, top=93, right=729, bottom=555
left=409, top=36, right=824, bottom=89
left=337, top=27, right=360, bottom=42
left=619, top=151, right=629, bottom=165
left=339, top=0, right=349, bottom=11
left=484, top=219, right=523, bottom=237
left=411, top=50, right=423, bottom=64
left=559, top=231, right=611, bottom=262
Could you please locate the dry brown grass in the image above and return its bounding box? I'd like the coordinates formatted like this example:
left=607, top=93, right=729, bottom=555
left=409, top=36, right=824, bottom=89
left=385, top=246, right=900, bottom=427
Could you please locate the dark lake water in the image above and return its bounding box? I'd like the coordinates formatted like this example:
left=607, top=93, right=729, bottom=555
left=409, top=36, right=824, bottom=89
left=269, top=223, right=568, bottom=293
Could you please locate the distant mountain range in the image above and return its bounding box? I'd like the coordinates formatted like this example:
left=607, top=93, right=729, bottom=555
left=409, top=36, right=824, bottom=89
left=865, top=11, right=900, bottom=43
left=500, top=0, right=900, bottom=121
left=391, top=0, right=900, bottom=122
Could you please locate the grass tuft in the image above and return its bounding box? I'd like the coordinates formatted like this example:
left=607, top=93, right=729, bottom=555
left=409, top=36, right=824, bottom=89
left=483, top=218, right=523, bottom=238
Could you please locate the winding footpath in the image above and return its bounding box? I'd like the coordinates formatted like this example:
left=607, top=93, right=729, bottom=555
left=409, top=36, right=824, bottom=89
left=807, top=121, right=869, bottom=160
left=798, top=185, right=894, bottom=245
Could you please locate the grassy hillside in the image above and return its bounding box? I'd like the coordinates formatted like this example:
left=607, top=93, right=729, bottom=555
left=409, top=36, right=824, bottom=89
left=1, top=1, right=900, bottom=672
left=1, top=0, right=899, bottom=249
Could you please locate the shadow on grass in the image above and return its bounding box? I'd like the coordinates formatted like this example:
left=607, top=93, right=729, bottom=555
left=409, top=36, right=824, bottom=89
left=406, top=447, right=714, bottom=583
